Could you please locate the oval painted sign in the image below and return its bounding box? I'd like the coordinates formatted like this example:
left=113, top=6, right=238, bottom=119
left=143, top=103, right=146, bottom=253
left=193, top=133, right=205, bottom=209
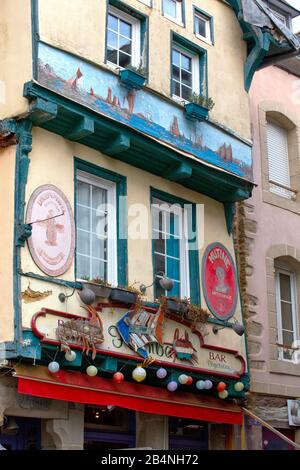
left=202, top=242, right=238, bottom=321
left=26, top=185, right=75, bottom=276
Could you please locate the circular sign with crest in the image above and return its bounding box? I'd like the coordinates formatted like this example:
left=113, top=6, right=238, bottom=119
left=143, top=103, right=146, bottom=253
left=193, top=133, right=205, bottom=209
left=26, top=185, right=75, bottom=276
left=202, top=242, right=238, bottom=321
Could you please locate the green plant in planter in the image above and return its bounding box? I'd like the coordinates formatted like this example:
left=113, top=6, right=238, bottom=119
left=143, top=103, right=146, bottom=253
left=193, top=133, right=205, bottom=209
left=91, top=277, right=112, bottom=287
left=190, top=93, right=215, bottom=111
left=124, top=64, right=147, bottom=76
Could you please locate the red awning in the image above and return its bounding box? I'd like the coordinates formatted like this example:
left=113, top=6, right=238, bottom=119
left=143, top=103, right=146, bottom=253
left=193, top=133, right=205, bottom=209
left=15, top=365, right=242, bottom=425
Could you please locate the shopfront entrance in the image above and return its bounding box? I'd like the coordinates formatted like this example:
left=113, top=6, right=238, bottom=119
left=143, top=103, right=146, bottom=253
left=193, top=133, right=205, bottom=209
left=0, top=417, right=41, bottom=450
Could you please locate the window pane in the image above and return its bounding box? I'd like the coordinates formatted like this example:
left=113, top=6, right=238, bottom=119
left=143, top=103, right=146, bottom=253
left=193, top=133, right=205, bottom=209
left=119, top=35, right=132, bottom=55
left=107, top=46, right=118, bottom=65
left=173, top=80, right=180, bottom=97
left=119, top=19, right=132, bottom=38
left=181, top=54, right=192, bottom=72
left=167, top=257, right=180, bottom=282
left=92, top=258, right=107, bottom=280
left=169, top=280, right=180, bottom=297
left=281, top=301, right=294, bottom=331
left=154, top=237, right=165, bottom=255
left=92, top=212, right=107, bottom=237
left=166, top=236, right=180, bottom=259
left=77, top=205, right=90, bottom=231
left=108, top=14, right=118, bottom=33
left=195, top=15, right=206, bottom=37
left=107, top=30, right=118, bottom=49
left=182, top=68, right=192, bottom=87
left=181, top=85, right=192, bottom=101
left=77, top=254, right=90, bottom=279
left=164, top=0, right=176, bottom=18
left=77, top=229, right=90, bottom=256
left=77, top=181, right=90, bottom=206
left=92, top=186, right=107, bottom=210
left=92, top=235, right=106, bottom=260
left=119, top=52, right=131, bottom=68
left=279, top=273, right=292, bottom=302
left=155, top=281, right=165, bottom=299
left=172, top=49, right=180, bottom=66
left=282, top=330, right=294, bottom=348
left=172, top=65, right=180, bottom=81
left=155, top=253, right=165, bottom=273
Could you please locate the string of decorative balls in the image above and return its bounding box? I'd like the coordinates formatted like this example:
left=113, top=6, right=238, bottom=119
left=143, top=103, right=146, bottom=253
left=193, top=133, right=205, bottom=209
left=47, top=351, right=245, bottom=400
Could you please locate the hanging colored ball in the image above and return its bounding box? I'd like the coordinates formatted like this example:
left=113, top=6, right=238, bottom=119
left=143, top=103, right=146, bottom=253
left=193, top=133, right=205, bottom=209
left=217, top=382, right=227, bottom=392
left=186, top=376, right=193, bottom=386
left=113, top=372, right=124, bottom=384
left=86, top=365, right=98, bottom=377
left=234, top=382, right=245, bottom=392
left=196, top=380, right=206, bottom=390
left=167, top=381, right=178, bottom=392
left=48, top=361, right=60, bottom=374
left=156, top=368, right=167, bottom=379
left=64, top=350, right=77, bottom=362
left=132, top=366, right=146, bottom=382
left=204, top=380, right=213, bottom=390
left=178, top=374, right=189, bottom=385
left=218, top=390, right=229, bottom=399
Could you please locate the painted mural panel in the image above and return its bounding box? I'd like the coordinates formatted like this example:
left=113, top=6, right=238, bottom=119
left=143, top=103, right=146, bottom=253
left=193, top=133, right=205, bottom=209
left=37, top=42, right=253, bottom=181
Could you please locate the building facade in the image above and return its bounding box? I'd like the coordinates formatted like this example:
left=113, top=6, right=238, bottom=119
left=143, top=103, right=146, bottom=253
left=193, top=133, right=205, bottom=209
left=239, top=37, right=300, bottom=450
left=0, top=0, right=299, bottom=450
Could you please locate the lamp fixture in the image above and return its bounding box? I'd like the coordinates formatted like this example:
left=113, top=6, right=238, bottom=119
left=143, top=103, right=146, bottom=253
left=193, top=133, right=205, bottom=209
left=58, top=287, right=76, bottom=303
left=139, top=271, right=174, bottom=295
left=213, top=318, right=245, bottom=336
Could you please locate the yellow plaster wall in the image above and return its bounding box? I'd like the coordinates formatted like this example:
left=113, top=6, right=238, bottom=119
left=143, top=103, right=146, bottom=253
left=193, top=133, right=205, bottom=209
left=38, top=0, right=251, bottom=140
left=0, top=146, right=16, bottom=342
left=0, top=0, right=32, bottom=120
left=20, top=127, right=246, bottom=359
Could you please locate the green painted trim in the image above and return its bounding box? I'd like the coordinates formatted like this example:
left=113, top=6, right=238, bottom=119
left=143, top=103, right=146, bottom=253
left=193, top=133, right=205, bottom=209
left=19, top=269, right=83, bottom=290
left=224, top=202, right=236, bottom=235
left=13, top=119, right=33, bottom=351
left=171, top=31, right=208, bottom=99
left=150, top=187, right=201, bottom=305
left=31, top=0, right=39, bottom=80
left=74, top=157, right=128, bottom=286
left=193, top=5, right=215, bottom=45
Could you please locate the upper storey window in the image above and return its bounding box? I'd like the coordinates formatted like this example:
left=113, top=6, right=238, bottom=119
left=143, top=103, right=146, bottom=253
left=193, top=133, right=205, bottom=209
left=172, top=46, right=199, bottom=101
left=267, top=120, right=292, bottom=199
left=162, top=0, right=184, bottom=26
left=106, top=6, right=141, bottom=69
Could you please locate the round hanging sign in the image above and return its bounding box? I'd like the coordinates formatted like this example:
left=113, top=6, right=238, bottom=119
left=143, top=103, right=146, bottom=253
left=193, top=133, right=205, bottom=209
left=202, top=242, right=238, bottom=321
left=26, top=184, right=75, bottom=276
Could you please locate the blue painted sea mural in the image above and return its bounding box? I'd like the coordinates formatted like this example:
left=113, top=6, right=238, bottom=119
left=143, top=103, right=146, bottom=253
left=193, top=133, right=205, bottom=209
left=37, top=42, right=253, bottom=181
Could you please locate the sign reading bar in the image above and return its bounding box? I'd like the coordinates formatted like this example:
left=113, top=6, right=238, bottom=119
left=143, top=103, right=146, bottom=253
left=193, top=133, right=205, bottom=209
left=26, top=185, right=75, bottom=276
left=202, top=242, right=238, bottom=321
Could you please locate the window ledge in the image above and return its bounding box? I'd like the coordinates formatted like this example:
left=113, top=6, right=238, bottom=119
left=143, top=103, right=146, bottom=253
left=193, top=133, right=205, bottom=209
left=195, top=33, right=213, bottom=46
left=163, top=14, right=184, bottom=28
left=270, top=359, right=300, bottom=376
left=263, top=190, right=300, bottom=215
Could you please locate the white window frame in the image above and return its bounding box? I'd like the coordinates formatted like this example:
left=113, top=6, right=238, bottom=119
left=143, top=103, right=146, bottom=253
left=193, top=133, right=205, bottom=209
left=107, top=5, right=141, bottom=70
left=138, top=0, right=152, bottom=6
left=194, top=11, right=212, bottom=45
left=275, top=268, right=298, bottom=362
left=162, top=0, right=184, bottom=27
left=172, top=45, right=200, bottom=103
left=76, top=170, right=118, bottom=286
left=152, top=201, right=190, bottom=299
left=270, top=8, right=288, bottom=26
left=267, top=119, right=292, bottom=200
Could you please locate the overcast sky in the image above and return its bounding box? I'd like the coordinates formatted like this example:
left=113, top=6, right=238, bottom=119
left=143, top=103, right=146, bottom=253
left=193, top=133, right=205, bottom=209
left=287, top=0, right=300, bottom=32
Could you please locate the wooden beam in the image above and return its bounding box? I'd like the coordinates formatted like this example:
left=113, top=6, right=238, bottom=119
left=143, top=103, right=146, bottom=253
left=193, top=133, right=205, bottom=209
left=66, top=117, right=94, bottom=141
left=30, top=98, right=58, bottom=124
left=167, top=162, right=193, bottom=181
left=103, top=133, right=130, bottom=156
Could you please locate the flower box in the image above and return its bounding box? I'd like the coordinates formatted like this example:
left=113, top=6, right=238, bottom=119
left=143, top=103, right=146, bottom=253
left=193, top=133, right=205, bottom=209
left=83, top=282, right=111, bottom=299
left=184, top=102, right=209, bottom=122
left=167, top=299, right=188, bottom=316
left=119, top=69, right=146, bottom=90
left=110, top=287, right=137, bottom=305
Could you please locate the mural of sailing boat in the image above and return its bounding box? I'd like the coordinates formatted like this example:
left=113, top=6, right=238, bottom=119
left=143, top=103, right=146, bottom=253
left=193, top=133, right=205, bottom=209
left=116, top=307, right=164, bottom=359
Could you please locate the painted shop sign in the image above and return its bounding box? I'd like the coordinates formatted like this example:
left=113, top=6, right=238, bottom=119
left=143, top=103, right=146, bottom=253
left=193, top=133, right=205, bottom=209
left=37, top=42, right=253, bottom=181
left=31, top=307, right=246, bottom=378
left=202, top=242, right=238, bottom=321
left=26, top=185, right=75, bottom=276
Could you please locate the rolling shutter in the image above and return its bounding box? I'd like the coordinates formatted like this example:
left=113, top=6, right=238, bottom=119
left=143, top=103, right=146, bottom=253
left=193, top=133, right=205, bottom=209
left=267, top=121, right=291, bottom=197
